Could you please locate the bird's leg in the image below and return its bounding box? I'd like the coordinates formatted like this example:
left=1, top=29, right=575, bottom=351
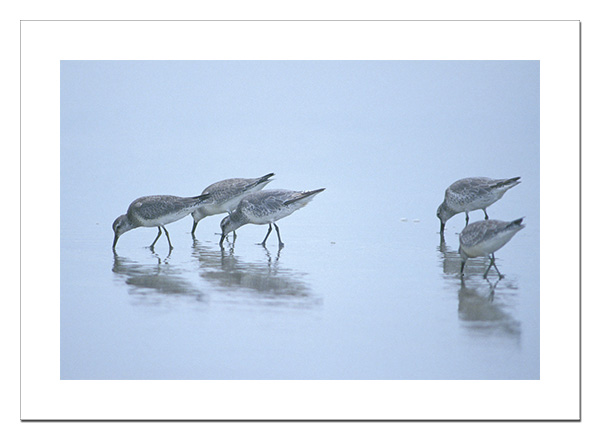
left=490, top=253, right=504, bottom=279
left=162, top=226, right=174, bottom=250
left=274, top=223, right=284, bottom=248
left=460, top=260, right=466, bottom=277
left=219, top=233, right=226, bottom=248
left=191, top=220, right=198, bottom=237
left=483, top=254, right=503, bottom=279
left=260, top=224, right=273, bottom=246
left=483, top=258, right=493, bottom=279
left=483, top=208, right=489, bottom=220
left=149, top=227, right=162, bottom=249
left=439, top=232, right=446, bottom=251
left=465, top=212, right=469, bottom=226
left=233, top=230, right=237, bottom=242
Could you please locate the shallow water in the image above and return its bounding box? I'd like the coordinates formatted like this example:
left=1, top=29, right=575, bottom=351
left=60, top=60, right=539, bottom=380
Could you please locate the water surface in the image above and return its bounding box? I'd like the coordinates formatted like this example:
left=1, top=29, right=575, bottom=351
left=60, top=60, right=540, bottom=379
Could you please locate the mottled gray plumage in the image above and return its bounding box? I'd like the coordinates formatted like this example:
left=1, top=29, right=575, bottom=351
left=459, top=218, right=525, bottom=278
left=437, top=177, right=521, bottom=233
left=113, top=194, right=211, bottom=250
left=191, top=173, right=274, bottom=236
left=220, top=188, right=325, bottom=248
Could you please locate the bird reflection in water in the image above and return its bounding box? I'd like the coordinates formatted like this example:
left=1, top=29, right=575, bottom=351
left=438, top=236, right=521, bottom=340
left=191, top=239, right=318, bottom=307
left=457, top=277, right=521, bottom=338
left=112, top=249, right=204, bottom=303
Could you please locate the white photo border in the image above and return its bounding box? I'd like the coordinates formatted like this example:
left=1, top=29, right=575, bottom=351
left=20, top=20, right=580, bottom=420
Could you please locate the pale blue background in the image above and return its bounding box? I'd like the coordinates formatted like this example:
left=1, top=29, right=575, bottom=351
left=61, top=61, right=539, bottom=379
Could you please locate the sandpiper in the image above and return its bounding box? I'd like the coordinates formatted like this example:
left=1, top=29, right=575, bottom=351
left=113, top=194, right=212, bottom=250
left=219, top=188, right=325, bottom=248
left=459, top=218, right=525, bottom=278
left=437, top=177, right=521, bottom=233
left=191, top=173, right=274, bottom=236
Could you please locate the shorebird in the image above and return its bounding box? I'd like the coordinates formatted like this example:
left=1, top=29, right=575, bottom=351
left=191, top=173, right=274, bottom=237
left=219, top=188, right=325, bottom=248
left=112, top=194, right=212, bottom=250
left=459, top=218, right=525, bottom=278
left=437, top=177, right=521, bottom=233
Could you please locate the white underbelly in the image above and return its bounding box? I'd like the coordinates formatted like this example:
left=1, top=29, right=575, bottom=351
left=463, top=232, right=515, bottom=257
left=198, top=204, right=228, bottom=216
left=136, top=211, right=190, bottom=227
left=246, top=207, right=294, bottom=225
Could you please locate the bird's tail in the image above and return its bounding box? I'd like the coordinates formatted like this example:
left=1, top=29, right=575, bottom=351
left=284, top=188, right=326, bottom=206
left=508, top=217, right=526, bottom=231
left=245, top=172, right=275, bottom=191
left=492, top=176, right=521, bottom=189
left=191, top=193, right=212, bottom=205
left=258, top=172, right=275, bottom=184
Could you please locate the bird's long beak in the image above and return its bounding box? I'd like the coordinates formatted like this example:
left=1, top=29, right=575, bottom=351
left=112, top=233, right=119, bottom=249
